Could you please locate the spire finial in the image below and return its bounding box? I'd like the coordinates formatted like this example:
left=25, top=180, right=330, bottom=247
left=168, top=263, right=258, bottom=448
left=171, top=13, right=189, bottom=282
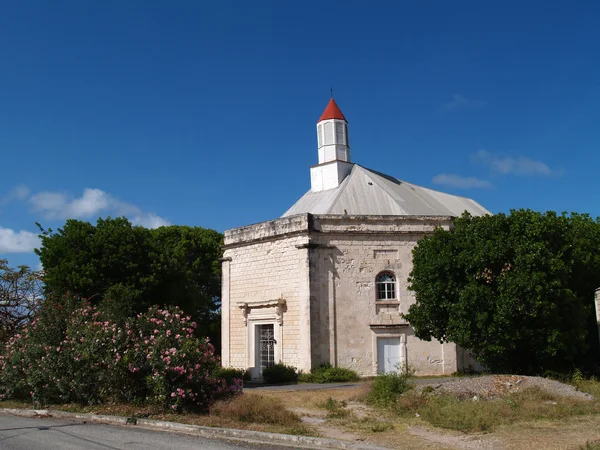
left=330, top=86, right=333, bottom=98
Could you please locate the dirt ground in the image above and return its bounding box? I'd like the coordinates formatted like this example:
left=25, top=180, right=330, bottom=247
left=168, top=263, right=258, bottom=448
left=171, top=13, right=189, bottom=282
left=254, top=380, right=600, bottom=450
left=2, top=377, right=599, bottom=449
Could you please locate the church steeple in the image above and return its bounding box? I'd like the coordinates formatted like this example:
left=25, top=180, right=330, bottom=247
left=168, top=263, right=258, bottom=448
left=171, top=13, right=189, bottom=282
left=316, top=98, right=350, bottom=164
left=310, top=98, right=354, bottom=192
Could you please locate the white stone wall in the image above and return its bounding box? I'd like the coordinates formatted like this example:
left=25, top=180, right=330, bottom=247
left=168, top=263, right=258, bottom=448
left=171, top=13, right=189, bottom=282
left=222, top=216, right=313, bottom=374
left=223, top=213, right=463, bottom=378
left=223, top=236, right=310, bottom=371
left=309, top=215, right=457, bottom=376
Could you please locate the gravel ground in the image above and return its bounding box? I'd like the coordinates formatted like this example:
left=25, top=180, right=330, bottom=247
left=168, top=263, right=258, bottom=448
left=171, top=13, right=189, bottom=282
left=420, top=375, right=594, bottom=401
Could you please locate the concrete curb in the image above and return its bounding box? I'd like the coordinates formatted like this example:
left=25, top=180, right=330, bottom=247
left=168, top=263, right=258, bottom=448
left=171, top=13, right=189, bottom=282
left=1, top=408, right=387, bottom=449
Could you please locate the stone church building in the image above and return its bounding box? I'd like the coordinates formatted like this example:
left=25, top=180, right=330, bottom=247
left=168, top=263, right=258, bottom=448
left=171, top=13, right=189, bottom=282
left=221, top=98, right=489, bottom=379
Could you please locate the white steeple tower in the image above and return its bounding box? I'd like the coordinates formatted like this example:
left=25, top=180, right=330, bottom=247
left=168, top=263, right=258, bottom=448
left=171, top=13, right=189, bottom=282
left=310, top=98, right=354, bottom=192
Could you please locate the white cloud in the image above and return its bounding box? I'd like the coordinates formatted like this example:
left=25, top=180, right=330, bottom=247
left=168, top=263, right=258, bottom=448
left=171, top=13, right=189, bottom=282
left=130, top=213, right=171, bottom=229
left=0, top=227, right=40, bottom=253
left=440, top=94, right=486, bottom=112
left=1, top=185, right=31, bottom=206
left=432, top=174, right=494, bottom=190
left=473, top=150, right=560, bottom=176
left=29, top=188, right=170, bottom=229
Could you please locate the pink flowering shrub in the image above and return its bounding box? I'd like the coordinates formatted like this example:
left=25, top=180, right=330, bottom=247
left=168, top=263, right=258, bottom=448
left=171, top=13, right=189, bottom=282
left=120, top=306, right=242, bottom=411
left=0, top=302, right=242, bottom=411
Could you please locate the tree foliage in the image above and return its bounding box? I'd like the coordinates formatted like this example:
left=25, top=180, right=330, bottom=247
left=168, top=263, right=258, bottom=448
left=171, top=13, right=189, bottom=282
left=0, top=260, right=44, bottom=342
left=404, top=210, right=600, bottom=374
left=35, top=217, right=223, bottom=344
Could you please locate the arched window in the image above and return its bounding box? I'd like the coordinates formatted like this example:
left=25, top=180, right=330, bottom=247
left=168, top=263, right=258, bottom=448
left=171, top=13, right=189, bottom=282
left=376, top=272, right=396, bottom=301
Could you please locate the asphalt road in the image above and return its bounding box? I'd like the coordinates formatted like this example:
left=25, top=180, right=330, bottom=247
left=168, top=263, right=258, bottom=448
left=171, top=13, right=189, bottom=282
left=0, top=414, right=292, bottom=450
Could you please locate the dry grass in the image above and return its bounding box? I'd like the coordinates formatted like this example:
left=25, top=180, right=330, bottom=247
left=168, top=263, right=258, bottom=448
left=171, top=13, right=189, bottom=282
left=211, top=394, right=300, bottom=425
left=4, top=379, right=600, bottom=449
left=577, top=379, right=600, bottom=399
left=256, top=383, right=369, bottom=409
left=0, top=392, right=316, bottom=437
left=489, top=415, right=600, bottom=450
left=318, top=397, right=351, bottom=418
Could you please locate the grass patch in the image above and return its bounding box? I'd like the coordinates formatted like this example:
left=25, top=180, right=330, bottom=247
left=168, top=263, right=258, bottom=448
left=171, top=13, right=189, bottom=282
left=1, top=393, right=317, bottom=437
left=257, top=384, right=368, bottom=409
left=387, top=387, right=600, bottom=433
left=365, top=371, right=414, bottom=408
left=576, top=379, right=600, bottom=399
left=581, top=441, right=600, bottom=450
left=318, top=397, right=350, bottom=418
left=211, top=394, right=300, bottom=426
left=369, top=421, right=394, bottom=432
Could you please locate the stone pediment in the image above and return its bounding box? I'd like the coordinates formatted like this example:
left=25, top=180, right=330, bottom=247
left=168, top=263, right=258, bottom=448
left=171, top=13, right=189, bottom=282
left=236, top=299, right=286, bottom=309
left=237, top=298, right=286, bottom=325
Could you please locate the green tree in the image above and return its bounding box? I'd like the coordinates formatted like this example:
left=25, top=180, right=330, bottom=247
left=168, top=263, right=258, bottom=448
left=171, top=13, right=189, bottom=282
left=404, top=210, right=600, bottom=374
left=0, top=260, right=45, bottom=341
left=149, top=225, right=223, bottom=348
left=35, top=217, right=223, bottom=344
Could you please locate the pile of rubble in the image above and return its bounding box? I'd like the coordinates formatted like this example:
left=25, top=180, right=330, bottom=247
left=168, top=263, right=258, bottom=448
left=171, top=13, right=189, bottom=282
left=419, top=375, right=593, bottom=401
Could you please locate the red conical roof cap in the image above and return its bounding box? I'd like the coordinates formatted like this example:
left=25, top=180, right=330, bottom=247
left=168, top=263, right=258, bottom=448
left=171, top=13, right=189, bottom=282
left=318, top=98, right=347, bottom=123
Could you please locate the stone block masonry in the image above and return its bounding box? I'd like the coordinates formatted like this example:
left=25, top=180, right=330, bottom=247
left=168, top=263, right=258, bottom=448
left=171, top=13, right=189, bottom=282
left=222, top=213, right=465, bottom=378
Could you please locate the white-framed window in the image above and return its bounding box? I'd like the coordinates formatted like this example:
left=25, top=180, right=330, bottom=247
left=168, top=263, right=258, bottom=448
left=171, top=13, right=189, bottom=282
left=376, top=271, right=396, bottom=301
left=317, top=123, right=323, bottom=147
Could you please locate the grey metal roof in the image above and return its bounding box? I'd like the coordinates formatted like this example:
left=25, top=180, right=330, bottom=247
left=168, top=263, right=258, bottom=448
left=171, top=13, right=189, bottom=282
left=282, top=164, right=490, bottom=217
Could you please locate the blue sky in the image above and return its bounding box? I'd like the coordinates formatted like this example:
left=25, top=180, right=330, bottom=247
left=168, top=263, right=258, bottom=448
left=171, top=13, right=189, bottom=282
left=1, top=1, right=600, bottom=268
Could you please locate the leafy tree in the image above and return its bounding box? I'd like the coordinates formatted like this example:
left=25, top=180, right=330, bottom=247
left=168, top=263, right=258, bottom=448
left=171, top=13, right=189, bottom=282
left=0, top=260, right=45, bottom=341
left=149, top=225, right=223, bottom=349
left=404, top=210, right=600, bottom=375
left=35, top=217, right=223, bottom=345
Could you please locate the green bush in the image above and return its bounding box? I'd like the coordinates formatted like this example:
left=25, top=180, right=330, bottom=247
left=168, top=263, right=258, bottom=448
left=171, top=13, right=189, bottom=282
left=214, top=367, right=249, bottom=385
left=262, top=363, right=298, bottom=384
left=299, top=363, right=360, bottom=383
left=0, top=300, right=241, bottom=411
left=366, top=370, right=414, bottom=408
left=298, top=372, right=313, bottom=383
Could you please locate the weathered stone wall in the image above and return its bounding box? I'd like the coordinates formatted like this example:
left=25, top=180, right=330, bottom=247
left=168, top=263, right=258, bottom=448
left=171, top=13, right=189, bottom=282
left=222, top=215, right=312, bottom=374
left=223, top=213, right=464, bottom=378
left=309, top=215, right=457, bottom=376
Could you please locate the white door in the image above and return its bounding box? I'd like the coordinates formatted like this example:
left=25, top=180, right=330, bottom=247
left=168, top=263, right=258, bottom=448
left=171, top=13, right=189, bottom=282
left=378, top=338, right=401, bottom=373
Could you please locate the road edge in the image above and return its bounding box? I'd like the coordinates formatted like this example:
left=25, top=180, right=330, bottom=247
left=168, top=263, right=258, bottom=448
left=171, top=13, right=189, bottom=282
left=0, top=407, right=386, bottom=450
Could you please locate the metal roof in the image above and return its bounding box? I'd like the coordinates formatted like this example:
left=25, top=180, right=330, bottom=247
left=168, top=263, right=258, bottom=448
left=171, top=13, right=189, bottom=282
left=282, top=164, right=490, bottom=218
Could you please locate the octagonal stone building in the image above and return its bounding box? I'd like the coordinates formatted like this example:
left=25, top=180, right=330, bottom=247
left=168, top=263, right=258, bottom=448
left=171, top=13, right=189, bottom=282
left=221, top=98, right=488, bottom=379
